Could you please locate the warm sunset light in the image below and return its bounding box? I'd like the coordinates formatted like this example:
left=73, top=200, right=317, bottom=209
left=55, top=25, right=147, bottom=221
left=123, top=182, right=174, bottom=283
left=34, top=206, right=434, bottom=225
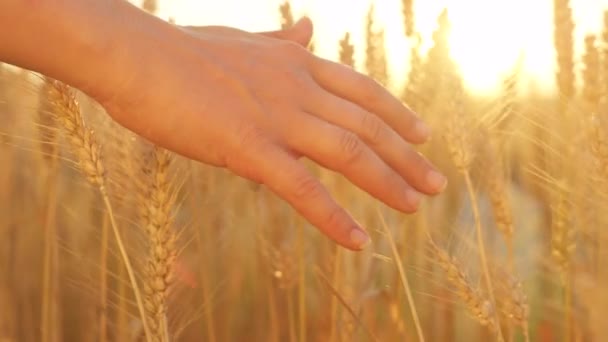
left=160, top=0, right=608, bottom=94
left=5, top=0, right=608, bottom=340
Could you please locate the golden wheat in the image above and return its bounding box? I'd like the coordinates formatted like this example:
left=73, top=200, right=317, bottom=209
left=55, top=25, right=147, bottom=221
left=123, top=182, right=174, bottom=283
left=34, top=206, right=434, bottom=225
left=2, top=1, right=608, bottom=341
left=45, top=79, right=153, bottom=342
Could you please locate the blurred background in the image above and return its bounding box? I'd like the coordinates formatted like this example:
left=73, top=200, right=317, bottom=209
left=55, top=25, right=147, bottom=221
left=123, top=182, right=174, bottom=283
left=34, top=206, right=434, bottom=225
left=3, top=0, right=608, bottom=341
left=154, top=0, right=608, bottom=94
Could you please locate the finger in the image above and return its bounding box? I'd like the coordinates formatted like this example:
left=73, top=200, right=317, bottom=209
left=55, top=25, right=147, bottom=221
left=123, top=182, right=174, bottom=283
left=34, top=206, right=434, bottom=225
left=259, top=17, right=313, bottom=47
left=224, top=125, right=371, bottom=251
left=304, top=91, right=447, bottom=194
left=285, top=112, right=424, bottom=213
left=310, top=58, right=431, bottom=144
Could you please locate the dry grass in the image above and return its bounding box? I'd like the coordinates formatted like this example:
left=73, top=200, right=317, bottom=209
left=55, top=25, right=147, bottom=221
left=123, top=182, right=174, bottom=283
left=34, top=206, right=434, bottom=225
left=2, top=1, right=608, bottom=341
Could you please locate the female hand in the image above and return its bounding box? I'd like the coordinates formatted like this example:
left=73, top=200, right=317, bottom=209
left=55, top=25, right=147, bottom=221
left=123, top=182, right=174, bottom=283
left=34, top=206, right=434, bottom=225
left=1, top=0, right=447, bottom=251
left=95, top=12, right=447, bottom=250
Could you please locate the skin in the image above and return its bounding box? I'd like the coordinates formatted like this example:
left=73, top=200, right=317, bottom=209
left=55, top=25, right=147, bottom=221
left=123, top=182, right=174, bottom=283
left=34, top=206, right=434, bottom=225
left=0, top=0, right=447, bottom=251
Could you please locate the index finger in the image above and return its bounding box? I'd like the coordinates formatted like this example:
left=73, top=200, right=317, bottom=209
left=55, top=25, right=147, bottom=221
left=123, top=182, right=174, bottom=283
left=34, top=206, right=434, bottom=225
left=223, top=129, right=371, bottom=251
left=310, top=58, right=430, bottom=144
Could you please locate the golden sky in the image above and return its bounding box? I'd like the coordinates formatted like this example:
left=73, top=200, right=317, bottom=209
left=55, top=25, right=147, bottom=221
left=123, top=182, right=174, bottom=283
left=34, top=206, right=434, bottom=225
left=150, top=0, right=608, bottom=95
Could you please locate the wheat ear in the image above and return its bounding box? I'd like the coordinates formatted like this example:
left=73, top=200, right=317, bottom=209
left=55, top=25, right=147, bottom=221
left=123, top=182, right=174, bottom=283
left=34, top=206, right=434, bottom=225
left=427, top=239, right=496, bottom=330
left=444, top=77, right=504, bottom=341
left=46, top=80, right=152, bottom=342
left=138, top=147, right=178, bottom=342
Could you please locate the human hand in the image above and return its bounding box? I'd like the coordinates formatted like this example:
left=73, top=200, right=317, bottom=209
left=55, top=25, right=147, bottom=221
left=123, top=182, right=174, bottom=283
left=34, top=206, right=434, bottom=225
left=94, top=10, right=447, bottom=251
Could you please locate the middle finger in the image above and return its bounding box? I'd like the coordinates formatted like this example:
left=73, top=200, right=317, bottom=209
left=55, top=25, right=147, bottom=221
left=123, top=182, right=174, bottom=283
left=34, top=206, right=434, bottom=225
left=303, top=88, right=447, bottom=195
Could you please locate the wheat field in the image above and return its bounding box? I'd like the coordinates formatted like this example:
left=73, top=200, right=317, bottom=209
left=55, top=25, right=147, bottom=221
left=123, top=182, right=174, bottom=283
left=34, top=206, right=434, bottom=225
left=1, top=1, right=608, bottom=341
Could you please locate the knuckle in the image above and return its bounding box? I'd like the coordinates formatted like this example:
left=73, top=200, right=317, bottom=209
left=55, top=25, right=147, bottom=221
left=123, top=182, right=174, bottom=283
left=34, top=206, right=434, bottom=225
left=298, top=79, right=317, bottom=98
left=291, top=173, right=324, bottom=201
left=323, top=206, right=349, bottom=230
left=284, top=71, right=315, bottom=98
left=357, top=76, right=382, bottom=104
left=234, top=122, right=267, bottom=151
left=360, top=113, right=384, bottom=145
left=339, top=131, right=365, bottom=164
left=277, top=41, right=307, bottom=59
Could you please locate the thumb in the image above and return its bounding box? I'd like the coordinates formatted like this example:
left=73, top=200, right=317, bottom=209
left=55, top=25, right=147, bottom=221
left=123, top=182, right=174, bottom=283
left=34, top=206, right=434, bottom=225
left=259, top=17, right=313, bottom=47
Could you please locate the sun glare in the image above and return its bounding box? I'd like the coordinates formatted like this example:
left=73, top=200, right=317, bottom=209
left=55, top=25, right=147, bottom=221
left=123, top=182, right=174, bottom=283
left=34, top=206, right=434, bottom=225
left=164, top=0, right=608, bottom=95
left=446, top=0, right=554, bottom=94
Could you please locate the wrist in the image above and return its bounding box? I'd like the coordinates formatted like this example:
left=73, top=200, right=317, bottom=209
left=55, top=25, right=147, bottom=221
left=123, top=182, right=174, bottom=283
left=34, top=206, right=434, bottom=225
left=50, top=0, right=169, bottom=104
left=78, top=1, right=189, bottom=109
left=49, top=0, right=130, bottom=100
left=0, top=0, right=180, bottom=107
left=0, top=0, right=120, bottom=93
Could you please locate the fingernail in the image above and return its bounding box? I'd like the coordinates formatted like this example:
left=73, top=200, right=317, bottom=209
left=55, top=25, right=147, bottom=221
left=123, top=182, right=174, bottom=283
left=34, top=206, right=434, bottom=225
left=427, top=170, right=448, bottom=192
left=405, top=189, right=423, bottom=209
left=350, top=228, right=371, bottom=250
left=415, top=121, right=431, bottom=140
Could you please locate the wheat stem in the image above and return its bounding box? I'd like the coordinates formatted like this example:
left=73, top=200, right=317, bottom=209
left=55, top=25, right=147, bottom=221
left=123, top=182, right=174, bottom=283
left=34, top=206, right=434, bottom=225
left=101, top=192, right=153, bottom=342
left=47, top=80, right=152, bottom=342
left=329, top=246, right=342, bottom=342
left=378, top=208, right=425, bottom=342
left=314, top=267, right=379, bottom=342
left=40, top=160, right=59, bottom=342
left=463, top=172, right=505, bottom=342
left=564, top=272, right=572, bottom=342
left=98, top=213, right=109, bottom=342
left=189, top=163, right=217, bottom=342
left=287, top=287, right=297, bottom=342
left=297, top=223, right=307, bottom=342
left=116, top=260, right=129, bottom=341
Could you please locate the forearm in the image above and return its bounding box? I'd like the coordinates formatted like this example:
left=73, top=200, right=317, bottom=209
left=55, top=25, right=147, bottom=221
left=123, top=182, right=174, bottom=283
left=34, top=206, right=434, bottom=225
left=0, top=0, right=169, bottom=100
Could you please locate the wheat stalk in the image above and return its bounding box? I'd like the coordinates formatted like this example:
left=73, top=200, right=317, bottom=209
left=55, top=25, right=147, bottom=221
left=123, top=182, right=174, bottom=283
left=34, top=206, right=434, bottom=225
left=553, top=0, right=576, bottom=111
left=142, top=0, right=158, bottom=14
left=550, top=182, right=575, bottom=275
left=583, top=35, right=600, bottom=114
left=427, top=239, right=496, bottom=330
left=600, top=11, right=608, bottom=113
left=37, top=76, right=61, bottom=342
left=280, top=1, right=294, bottom=30
left=46, top=79, right=152, bottom=342
left=365, top=4, right=388, bottom=86
left=492, top=268, right=530, bottom=342
left=444, top=75, right=504, bottom=341
left=550, top=179, right=575, bottom=341
left=339, top=33, right=355, bottom=68
left=314, top=267, right=379, bottom=342
left=401, top=0, right=415, bottom=37
left=484, top=140, right=515, bottom=271
left=378, top=209, right=425, bottom=342
left=137, top=147, right=179, bottom=342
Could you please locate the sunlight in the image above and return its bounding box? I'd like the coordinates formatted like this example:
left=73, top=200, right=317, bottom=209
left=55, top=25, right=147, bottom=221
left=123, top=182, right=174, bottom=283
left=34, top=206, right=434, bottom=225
left=446, top=0, right=554, bottom=94
left=162, top=0, right=608, bottom=95
left=445, top=0, right=606, bottom=94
